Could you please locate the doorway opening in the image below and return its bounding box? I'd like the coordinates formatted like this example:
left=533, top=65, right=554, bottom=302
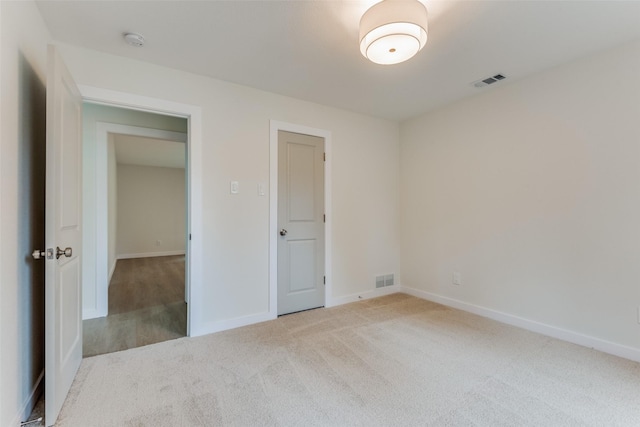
left=81, top=103, right=189, bottom=357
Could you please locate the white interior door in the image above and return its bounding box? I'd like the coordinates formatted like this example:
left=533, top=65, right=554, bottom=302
left=45, top=45, right=83, bottom=426
left=277, top=131, right=325, bottom=315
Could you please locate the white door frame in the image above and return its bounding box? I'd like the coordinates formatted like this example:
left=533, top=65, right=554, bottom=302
left=269, top=120, right=332, bottom=316
left=92, top=122, right=188, bottom=319
left=80, top=85, right=202, bottom=336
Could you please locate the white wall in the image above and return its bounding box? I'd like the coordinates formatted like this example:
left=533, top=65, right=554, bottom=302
left=400, top=40, right=640, bottom=354
left=58, top=43, right=401, bottom=331
left=82, top=103, right=187, bottom=317
left=0, top=2, right=51, bottom=425
left=116, top=164, right=186, bottom=258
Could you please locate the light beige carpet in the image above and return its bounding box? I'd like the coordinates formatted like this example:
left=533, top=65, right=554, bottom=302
left=58, top=293, right=640, bottom=426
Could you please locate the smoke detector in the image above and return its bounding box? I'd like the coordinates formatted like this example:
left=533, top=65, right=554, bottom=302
left=124, top=33, right=145, bottom=47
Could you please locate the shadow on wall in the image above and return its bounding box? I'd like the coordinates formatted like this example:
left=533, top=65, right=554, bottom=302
left=17, top=52, right=46, bottom=418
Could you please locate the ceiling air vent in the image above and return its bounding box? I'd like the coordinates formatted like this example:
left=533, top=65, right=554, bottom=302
left=472, top=73, right=506, bottom=88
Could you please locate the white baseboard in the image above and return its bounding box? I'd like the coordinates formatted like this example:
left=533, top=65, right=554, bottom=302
left=401, top=286, right=640, bottom=363
left=82, top=307, right=106, bottom=320
left=12, top=369, right=44, bottom=426
left=189, top=311, right=276, bottom=338
left=327, top=285, right=400, bottom=308
left=188, top=284, right=640, bottom=363
left=190, top=286, right=399, bottom=337
left=117, top=250, right=185, bottom=260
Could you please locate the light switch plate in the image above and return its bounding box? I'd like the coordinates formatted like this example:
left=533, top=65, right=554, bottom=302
left=230, top=181, right=239, bottom=194
left=452, top=271, right=461, bottom=286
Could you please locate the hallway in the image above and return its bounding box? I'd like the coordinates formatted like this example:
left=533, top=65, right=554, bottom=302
left=82, top=255, right=186, bottom=357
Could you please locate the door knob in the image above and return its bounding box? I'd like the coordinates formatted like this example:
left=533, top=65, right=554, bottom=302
left=279, top=229, right=288, bottom=236
left=56, top=246, right=72, bottom=259
left=32, top=249, right=45, bottom=260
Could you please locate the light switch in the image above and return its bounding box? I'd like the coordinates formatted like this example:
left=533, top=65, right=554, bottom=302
left=452, top=271, right=461, bottom=286
left=258, top=182, right=265, bottom=196
left=230, top=181, right=239, bottom=194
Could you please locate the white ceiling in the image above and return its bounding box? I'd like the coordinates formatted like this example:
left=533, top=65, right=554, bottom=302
left=36, top=0, right=640, bottom=121
left=114, top=134, right=185, bottom=169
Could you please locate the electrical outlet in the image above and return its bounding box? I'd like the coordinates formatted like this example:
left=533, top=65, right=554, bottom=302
left=155, top=240, right=162, bottom=247
left=452, top=271, right=461, bottom=286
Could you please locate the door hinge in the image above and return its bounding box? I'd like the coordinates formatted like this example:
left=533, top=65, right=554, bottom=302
left=323, top=214, right=325, bottom=223
left=189, top=234, right=192, bottom=241
left=323, top=152, right=326, bottom=161
left=324, top=276, right=326, bottom=285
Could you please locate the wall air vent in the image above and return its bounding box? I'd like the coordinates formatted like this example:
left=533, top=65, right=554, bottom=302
left=472, top=73, right=506, bottom=88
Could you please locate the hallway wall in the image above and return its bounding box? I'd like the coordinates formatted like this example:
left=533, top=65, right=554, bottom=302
left=116, top=164, right=186, bottom=258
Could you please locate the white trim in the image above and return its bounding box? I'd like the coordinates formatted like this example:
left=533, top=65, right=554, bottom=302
left=78, top=85, right=202, bottom=337
left=190, top=311, right=275, bottom=338
left=98, top=123, right=187, bottom=142
left=401, top=286, right=640, bottom=363
left=116, top=251, right=186, bottom=260
left=269, top=121, right=333, bottom=317
left=94, top=122, right=187, bottom=320
left=82, top=308, right=103, bottom=320
left=328, top=285, right=400, bottom=307
left=79, top=86, right=192, bottom=119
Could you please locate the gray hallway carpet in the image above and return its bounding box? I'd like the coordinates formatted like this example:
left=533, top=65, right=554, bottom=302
left=58, top=293, right=640, bottom=426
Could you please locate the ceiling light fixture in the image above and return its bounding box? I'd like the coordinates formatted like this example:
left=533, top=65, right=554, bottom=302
left=359, top=0, right=428, bottom=65
left=124, top=32, right=145, bottom=48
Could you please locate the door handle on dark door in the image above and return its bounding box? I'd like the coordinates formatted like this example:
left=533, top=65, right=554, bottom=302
left=279, top=229, right=288, bottom=236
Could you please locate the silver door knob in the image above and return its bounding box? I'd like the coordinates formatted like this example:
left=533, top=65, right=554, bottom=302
left=56, top=246, right=72, bottom=259
left=279, top=229, right=288, bottom=236
left=32, top=249, right=45, bottom=260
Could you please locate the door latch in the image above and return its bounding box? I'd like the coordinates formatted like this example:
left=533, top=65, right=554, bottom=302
left=32, top=248, right=54, bottom=260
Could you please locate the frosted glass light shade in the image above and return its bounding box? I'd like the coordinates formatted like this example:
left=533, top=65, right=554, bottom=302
left=359, top=0, right=428, bottom=65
